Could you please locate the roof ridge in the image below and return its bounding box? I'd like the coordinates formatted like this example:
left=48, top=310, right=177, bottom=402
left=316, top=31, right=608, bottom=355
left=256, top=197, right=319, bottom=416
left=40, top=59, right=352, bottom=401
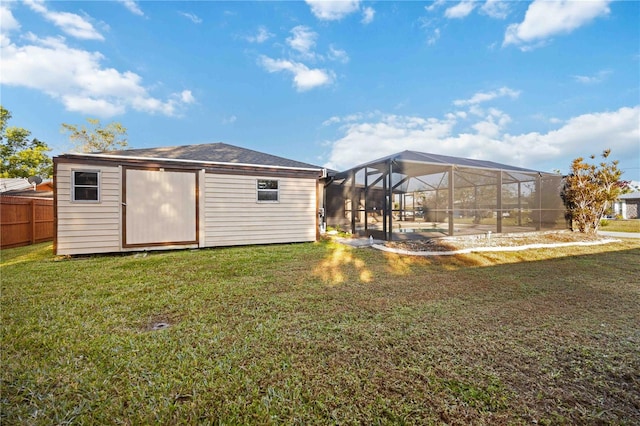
left=97, top=142, right=323, bottom=170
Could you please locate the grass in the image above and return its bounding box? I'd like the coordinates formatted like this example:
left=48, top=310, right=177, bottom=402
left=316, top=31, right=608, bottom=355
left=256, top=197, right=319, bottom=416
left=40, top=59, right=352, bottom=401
left=600, top=219, right=640, bottom=233
left=2, top=239, right=640, bottom=425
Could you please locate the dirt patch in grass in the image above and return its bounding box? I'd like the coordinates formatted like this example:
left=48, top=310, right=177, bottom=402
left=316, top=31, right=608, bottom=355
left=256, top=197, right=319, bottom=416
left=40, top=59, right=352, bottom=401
left=385, top=230, right=609, bottom=252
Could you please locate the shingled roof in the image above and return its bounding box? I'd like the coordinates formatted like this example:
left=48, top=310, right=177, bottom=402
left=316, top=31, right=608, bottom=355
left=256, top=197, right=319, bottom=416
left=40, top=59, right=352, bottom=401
left=103, top=142, right=321, bottom=170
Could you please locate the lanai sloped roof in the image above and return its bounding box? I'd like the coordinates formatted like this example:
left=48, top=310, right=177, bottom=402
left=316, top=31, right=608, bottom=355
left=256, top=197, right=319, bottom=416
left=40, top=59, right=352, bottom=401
left=332, top=150, right=560, bottom=192
left=396, top=151, right=542, bottom=173
left=103, top=142, right=322, bottom=170
left=340, top=150, right=546, bottom=175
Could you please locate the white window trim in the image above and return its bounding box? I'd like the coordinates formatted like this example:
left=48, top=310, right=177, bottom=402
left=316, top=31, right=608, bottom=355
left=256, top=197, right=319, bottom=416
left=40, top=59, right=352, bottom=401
left=72, top=169, right=101, bottom=203
left=256, top=179, right=279, bottom=203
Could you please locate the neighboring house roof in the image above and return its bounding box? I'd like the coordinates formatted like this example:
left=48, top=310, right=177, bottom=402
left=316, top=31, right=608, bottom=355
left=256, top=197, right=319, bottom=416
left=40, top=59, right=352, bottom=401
left=0, top=189, right=54, bottom=199
left=1, top=178, right=32, bottom=193
left=0, top=178, right=53, bottom=193
left=619, top=192, right=640, bottom=201
left=102, top=142, right=322, bottom=170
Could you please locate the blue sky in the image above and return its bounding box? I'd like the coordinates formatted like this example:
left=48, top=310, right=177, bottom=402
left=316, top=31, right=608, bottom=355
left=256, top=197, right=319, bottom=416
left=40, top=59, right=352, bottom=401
left=1, top=0, right=639, bottom=181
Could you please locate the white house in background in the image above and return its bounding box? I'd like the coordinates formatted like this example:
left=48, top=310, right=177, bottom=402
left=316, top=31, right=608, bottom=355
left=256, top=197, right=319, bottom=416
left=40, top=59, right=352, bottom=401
left=54, top=143, right=326, bottom=256
left=612, top=192, right=640, bottom=219
left=1, top=178, right=34, bottom=193
left=1, top=178, right=53, bottom=195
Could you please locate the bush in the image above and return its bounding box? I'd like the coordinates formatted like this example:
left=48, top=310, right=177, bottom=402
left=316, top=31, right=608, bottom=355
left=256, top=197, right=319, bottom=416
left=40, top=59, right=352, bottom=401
left=561, top=150, right=626, bottom=233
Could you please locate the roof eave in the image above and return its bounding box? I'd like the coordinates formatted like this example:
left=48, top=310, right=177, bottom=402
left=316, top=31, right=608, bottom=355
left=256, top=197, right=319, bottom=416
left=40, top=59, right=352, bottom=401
left=56, top=152, right=324, bottom=173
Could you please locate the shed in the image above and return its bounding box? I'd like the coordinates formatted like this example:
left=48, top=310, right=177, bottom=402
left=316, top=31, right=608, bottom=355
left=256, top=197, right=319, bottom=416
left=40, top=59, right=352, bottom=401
left=325, top=150, right=566, bottom=240
left=54, top=143, right=325, bottom=255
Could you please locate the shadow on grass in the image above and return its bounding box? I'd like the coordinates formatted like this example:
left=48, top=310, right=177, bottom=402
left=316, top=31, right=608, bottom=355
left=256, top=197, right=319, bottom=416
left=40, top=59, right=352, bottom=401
left=313, top=237, right=639, bottom=287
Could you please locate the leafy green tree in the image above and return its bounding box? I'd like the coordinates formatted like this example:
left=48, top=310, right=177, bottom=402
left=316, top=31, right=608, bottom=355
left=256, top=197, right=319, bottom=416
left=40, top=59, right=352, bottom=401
left=561, top=149, right=626, bottom=233
left=0, top=106, right=53, bottom=178
left=61, top=118, right=128, bottom=153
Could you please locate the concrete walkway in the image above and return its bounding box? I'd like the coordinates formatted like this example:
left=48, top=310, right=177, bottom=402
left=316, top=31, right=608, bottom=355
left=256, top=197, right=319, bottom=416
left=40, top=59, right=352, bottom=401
left=597, top=231, right=640, bottom=239
left=336, top=237, right=384, bottom=248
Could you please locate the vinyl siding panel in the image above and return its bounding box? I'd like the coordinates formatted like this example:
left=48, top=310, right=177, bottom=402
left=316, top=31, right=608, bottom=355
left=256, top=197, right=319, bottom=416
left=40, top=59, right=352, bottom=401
left=56, top=163, right=121, bottom=255
left=204, top=173, right=316, bottom=247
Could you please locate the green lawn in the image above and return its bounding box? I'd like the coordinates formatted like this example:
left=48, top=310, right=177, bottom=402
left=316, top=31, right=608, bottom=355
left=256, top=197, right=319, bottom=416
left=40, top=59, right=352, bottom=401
left=2, top=239, right=639, bottom=425
left=600, top=218, right=640, bottom=233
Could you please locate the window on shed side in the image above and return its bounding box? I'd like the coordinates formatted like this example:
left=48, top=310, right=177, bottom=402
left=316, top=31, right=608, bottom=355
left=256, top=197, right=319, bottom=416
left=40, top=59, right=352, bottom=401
left=257, top=179, right=278, bottom=202
left=72, top=170, right=100, bottom=202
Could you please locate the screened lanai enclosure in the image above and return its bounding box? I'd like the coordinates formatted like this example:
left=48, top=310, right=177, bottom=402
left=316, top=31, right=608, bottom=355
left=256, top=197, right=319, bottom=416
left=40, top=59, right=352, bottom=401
left=325, top=151, right=566, bottom=241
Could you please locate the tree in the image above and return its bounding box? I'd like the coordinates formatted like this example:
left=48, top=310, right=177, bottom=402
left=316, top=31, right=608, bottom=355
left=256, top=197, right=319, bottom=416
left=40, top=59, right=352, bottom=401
left=0, top=106, right=53, bottom=178
left=61, top=118, right=128, bottom=153
left=561, top=149, right=627, bottom=233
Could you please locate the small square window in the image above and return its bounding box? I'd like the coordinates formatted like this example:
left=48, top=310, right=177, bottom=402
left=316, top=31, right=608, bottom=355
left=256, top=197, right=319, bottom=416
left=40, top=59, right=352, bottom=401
left=257, top=179, right=278, bottom=202
left=73, top=170, right=100, bottom=202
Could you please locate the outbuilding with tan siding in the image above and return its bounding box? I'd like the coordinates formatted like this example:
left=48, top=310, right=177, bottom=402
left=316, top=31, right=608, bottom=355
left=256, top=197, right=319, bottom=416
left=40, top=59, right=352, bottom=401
left=54, top=143, right=325, bottom=256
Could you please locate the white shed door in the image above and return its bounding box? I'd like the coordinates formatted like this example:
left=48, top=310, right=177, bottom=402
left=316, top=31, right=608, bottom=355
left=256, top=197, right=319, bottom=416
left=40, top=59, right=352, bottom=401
left=124, top=168, right=197, bottom=246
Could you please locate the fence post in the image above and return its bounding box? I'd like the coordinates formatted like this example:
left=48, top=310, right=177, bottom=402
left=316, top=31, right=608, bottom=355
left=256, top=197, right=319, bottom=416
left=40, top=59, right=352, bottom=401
left=31, top=199, right=36, bottom=244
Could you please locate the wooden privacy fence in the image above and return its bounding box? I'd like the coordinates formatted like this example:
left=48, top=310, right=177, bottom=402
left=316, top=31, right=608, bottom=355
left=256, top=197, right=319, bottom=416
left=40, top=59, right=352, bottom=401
left=1, top=196, right=54, bottom=249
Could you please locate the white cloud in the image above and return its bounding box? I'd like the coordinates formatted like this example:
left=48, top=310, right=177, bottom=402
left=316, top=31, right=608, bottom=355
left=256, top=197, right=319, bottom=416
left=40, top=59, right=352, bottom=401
left=222, top=115, right=237, bottom=125
left=532, top=113, right=563, bottom=124
left=425, top=0, right=446, bottom=13
left=257, top=24, right=347, bottom=91
left=258, top=56, right=334, bottom=91
left=504, top=106, right=640, bottom=168
left=322, top=116, right=342, bottom=126
left=179, top=12, right=202, bottom=24
left=361, top=7, right=375, bottom=24
left=504, top=0, right=611, bottom=50
left=324, top=114, right=458, bottom=170
left=472, top=108, right=511, bottom=138
left=427, top=28, right=441, bottom=46
left=0, top=33, right=194, bottom=117
left=0, top=5, right=20, bottom=35
left=305, top=0, right=360, bottom=21
left=246, top=26, right=273, bottom=44
left=287, top=25, right=317, bottom=58
left=572, top=69, right=612, bottom=84
left=25, top=0, right=104, bottom=41
left=328, top=45, right=349, bottom=63
left=323, top=106, right=639, bottom=173
left=480, top=0, right=510, bottom=19
left=118, top=0, right=144, bottom=17
left=546, top=107, right=638, bottom=151
left=454, top=87, right=520, bottom=106
left=322, top=113, right=368, bottom=126
left=178, top=90, right=195, bottom=104
left=444, top=1, right=476, bottom=19
left=62, top=96, right=125, bottom=116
